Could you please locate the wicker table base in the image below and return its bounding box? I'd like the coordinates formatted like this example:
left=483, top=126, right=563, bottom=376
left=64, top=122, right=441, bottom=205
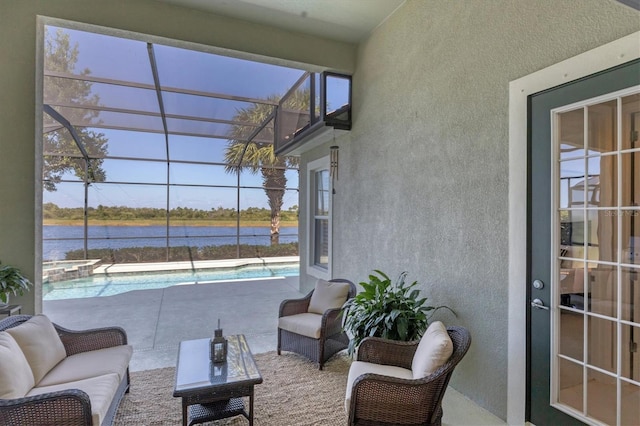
left=188, top=398, right=247, bottom=425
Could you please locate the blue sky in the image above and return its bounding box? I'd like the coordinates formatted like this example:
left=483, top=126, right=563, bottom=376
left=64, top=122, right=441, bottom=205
left=44, top=26, right=303, bottom=211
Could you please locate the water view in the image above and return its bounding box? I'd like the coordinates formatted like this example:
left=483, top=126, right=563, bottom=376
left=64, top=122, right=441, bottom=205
left=43, top=225, right=299, bottom=261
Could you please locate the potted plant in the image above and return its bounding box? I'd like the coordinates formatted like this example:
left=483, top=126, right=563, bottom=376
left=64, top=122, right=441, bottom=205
left=341, top=270, right=454, bottom=355
left=0, top=261, right=33, bottom=307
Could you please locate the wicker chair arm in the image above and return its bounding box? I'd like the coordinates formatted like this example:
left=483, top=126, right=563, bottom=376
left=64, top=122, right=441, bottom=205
left=321, top=307, right=345, bottom=336
left=0, top=389, right=92, bottom=426
left=55, top=324, right=128, bottom=356
left=357, top=337, right=418, bottom=369
left=278, top=291, right=312, bottom=317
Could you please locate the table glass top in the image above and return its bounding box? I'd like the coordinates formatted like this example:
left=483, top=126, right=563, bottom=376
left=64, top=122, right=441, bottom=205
left=174, top=334, right=262, bottom=394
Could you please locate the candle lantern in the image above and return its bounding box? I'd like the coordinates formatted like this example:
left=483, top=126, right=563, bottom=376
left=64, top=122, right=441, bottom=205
left=210, top=319, right=228, bottom=363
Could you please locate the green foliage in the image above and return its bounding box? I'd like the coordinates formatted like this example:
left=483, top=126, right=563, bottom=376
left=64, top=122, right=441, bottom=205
left=42, top=203, right=299, bottom=222
left=0, top=261, right=33, bottom=304
left=64, top=243, right=299, bottom=264
left=342, top=270, right=454, bottom=356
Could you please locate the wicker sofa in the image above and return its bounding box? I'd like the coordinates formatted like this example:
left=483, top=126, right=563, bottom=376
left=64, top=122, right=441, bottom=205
left=0, top=314, right=132, bottom=426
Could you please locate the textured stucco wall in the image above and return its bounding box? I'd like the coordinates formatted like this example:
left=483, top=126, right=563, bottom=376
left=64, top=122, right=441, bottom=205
left=301, top=0, right=639, bottom=419
left=0, top=0, right=354, bottom=315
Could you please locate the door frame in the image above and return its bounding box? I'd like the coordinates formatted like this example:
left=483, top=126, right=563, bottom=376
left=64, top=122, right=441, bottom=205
left=507, top=31, right=640, bottom=425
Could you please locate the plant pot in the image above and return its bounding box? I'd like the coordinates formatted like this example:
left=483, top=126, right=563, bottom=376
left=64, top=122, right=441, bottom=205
left=0, top=293, right=9, bottom=308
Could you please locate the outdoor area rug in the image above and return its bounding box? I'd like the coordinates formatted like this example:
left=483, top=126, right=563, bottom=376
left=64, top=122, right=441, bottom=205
left=115, top=351, right=351, bottom=425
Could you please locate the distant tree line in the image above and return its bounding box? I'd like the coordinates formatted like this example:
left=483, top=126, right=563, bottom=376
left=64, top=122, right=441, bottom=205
left=43, top=203, right=299, bottom=222
left=64, top=243, right=299, bottom=263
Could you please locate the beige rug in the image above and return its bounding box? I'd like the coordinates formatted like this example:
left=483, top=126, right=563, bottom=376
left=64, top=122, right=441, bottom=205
left=115, top=351, right=351, bottom=425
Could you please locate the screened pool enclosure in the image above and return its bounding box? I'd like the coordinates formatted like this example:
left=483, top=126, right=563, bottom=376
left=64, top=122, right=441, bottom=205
left=42, top=25, right=315, bottom=264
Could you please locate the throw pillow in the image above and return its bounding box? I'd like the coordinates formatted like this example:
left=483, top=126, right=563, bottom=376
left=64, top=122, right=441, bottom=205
left=307, top=279, right=350, bottom=314
left=7, top=315, right=67, bottom=384
left=0, top=331, right=35, bottom=398
left=411, top=321, right=453, bottom=379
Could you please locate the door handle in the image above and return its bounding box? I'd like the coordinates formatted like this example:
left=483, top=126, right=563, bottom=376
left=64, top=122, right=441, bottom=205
left=531, top=298, right=549, bottom=310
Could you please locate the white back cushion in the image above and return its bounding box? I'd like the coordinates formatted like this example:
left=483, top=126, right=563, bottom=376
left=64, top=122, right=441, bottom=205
left=308, top=279, right=350, bottom=314
left=0, top=331, right=35, bottom=398
left=411, top=321, right=453, bottom=379
left=7, top=315, right=67, bottom=384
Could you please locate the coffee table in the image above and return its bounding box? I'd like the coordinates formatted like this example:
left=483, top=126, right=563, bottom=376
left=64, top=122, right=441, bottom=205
left=173, top=335, right=263, bottom=426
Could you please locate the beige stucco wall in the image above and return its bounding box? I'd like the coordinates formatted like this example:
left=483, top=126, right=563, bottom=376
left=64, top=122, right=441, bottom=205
left=0, top=0, right=354, bottom=315
left=300, top=0, right=640, bottom=419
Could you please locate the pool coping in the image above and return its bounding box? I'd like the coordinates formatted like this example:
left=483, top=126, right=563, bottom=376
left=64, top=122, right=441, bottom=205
left=92, top=256, right=300, bottom=276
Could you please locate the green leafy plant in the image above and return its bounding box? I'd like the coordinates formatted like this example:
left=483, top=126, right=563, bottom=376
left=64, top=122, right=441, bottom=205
left=0, top=261, right=33, bottom=305
left=341, top=270, right=455, bottom=355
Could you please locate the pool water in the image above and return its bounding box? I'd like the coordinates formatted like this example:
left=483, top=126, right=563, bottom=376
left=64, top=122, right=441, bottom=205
left=43, top=263, right=299, bottom=300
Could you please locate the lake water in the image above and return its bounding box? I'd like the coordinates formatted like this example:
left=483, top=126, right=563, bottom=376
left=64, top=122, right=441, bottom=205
left=43, top=225, right=298, bottom=261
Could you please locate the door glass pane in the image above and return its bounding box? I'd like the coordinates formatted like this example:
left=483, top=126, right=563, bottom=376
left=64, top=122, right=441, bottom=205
left=559, top=108, right=584, bottom=159
left=561, top=261, right=585, bottom=310
left=621, top=94, right=640, bottom=151
left=588, top=266, right=617, bottom=318
left=560, top=311, right=583, bottom=360
left=621, top=151, right=639, bottom=208
left=558, top=358, right=583, bottom=411
left=589, top=154, right=616, bottom=207
left=560, top=158, right=586, bottom=208
left=588, top=100, right=617, bottom=153
left=586, top=210, right=618, bottom=263
left=621, top=380, right=640, bottom=426
left=586, top=368, right=616, bottom=425
left=588, top=316, right=617, bottom=373
left=621, top=267, right=640, bottom=323
left=622, top=210, right=640, bottom=265
left=621, top=323, right=640, bottom=381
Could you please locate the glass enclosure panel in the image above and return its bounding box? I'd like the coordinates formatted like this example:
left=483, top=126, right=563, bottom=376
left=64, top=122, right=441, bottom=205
left=169, top=135, right=227, bottom=163
left=586, top=209, right=617, bottom=263
left=314, top=219, right=329, bottom=268
left=586, top=368, right=617, bottom=425
left=588, top=316, right=617, bottom=373
left=100, top=159, right=166, bottom=184
left=43, top=127, right=82, bottom=156
left=558, top=358, right=583, bottom=411
left=559, top=310, right=583, bottom=360
left=621, top=380, right=640, bottom=426
left=170, top=163, right=236, bottom=186
left=559, top=108, right=584, bottom=159
left=315, top=170, right=329, bottom=216
left=621, top=323, right=640, bottom=381
left=588, top=266, right=617, bottom=318
left=102, top=129, right=166, bottom=160
left=560, top=261, right=585, bottom=310
left=587, top=100, right=617, bottom=154
left=560, top=158, right=586, bottom=208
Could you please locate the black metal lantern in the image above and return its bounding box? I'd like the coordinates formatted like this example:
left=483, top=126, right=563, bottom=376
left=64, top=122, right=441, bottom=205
left=210, top=319, right=228, bottom=363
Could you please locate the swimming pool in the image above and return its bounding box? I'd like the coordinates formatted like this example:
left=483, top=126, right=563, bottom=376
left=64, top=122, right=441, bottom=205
left=43, top=263, right=299, bottom=300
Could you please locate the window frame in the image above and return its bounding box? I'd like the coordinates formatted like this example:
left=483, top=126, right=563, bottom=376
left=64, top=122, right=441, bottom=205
left=307, top=156, right=332, bottom=280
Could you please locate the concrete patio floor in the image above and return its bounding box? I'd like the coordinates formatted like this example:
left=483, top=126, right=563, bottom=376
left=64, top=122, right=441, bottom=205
left=43, top=275, right=505, bottom=425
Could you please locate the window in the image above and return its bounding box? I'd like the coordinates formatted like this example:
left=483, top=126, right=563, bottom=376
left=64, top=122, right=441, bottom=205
left=308, top=157, right=331, bottom=277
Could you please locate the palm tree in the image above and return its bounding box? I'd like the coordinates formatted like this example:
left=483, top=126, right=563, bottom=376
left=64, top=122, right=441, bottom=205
left=225, top=90, right=308, bottom=245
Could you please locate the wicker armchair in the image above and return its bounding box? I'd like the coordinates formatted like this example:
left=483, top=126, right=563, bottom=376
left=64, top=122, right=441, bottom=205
left=346, top=326, right=471, bottom=426
left=0, top=315, right=130, bottom=426
left=278, top=278, right=356, bottom=369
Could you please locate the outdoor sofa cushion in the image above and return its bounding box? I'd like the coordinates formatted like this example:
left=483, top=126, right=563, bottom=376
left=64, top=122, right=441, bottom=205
left=6, top=314, right=67, bottom=384
left=27, top=373, right=121, bottom=426
left=278, top=312, right=323, bottom=339
left=344, top=360, right=413, bottom=411
left=0, top=331, right=35, bottom=399
left=411, top=321, right=453, bottom=379
left=307, top=279, right=350, bottom=314
left=38, top=344, right=133, bottom=387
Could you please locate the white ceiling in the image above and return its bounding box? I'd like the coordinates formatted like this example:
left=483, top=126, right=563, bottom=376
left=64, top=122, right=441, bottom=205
left=154, top=0, right=405, bottom=43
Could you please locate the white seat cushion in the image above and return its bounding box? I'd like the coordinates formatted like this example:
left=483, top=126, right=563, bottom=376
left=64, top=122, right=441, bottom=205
left=411, top=321, right=453, bottom=379
left=0, top=331, right=35, bottom=399
left=6, top=314, right=67, bottom=384
left=278, top=312, right=323, bottom=339
left=28, top=373, right=120, bottom=426
left=344, top=360, right=413, bottom=412
left=308, top=279, right=350, bottom=314
left=38, top=345, right=133, bottom=387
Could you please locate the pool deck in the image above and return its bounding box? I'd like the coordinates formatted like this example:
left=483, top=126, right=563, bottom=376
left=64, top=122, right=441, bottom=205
left=42, top=272, right=505, bottom=425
